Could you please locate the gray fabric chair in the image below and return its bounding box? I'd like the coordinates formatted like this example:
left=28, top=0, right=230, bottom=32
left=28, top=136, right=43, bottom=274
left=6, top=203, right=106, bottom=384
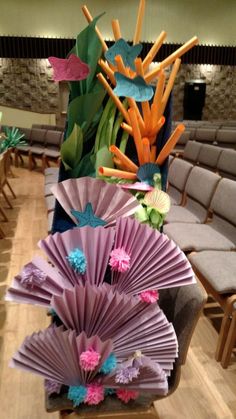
left=171, top=130, right=191, bottom=155
left=183, top=141, right=202, bottom=163
left=167, top=158, right=193, bottom=206
left=216, top=149, right=236, bottom=180
left=164, top=178, right=236, bottom=252
left=165, top=166, right=221, bottom=224
left=45, top=283, right=206, bottom=417
left=197, top=144, right=222, bottom=171
left=216, top=129, right=236, bottom=149
left=195, top=128, right=217, bottom=144
left=189, top=251, right=236, bottom=368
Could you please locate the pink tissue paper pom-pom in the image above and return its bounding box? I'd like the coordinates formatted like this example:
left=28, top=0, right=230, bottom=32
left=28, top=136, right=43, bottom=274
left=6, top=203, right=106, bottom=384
left=84, top=384, right=104, bottom=405
left=79, top=348, right=101, bottom=371
left=116, top=389, right=139, bottom=403
left=139, top=290, right=159, bottom=304
left=109, top=248, right=131, bottom=273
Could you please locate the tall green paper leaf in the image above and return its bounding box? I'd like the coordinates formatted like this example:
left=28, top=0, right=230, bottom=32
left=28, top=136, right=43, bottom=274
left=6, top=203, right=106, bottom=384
left=61, top=124, right=83, bottom=170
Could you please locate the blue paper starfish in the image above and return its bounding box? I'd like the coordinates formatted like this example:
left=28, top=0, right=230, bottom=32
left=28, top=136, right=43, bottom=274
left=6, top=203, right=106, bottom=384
left=105, top=38, right=142, bottom=71
left=114, top=73, right=154, bottom=102
left=71, top=203, right=107, bottom=228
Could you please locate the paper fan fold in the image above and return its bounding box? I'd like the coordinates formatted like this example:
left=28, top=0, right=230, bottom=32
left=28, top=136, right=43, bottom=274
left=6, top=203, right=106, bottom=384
left=10, top=327, right=113, bottom=386
left=111, top=217, right=195, bottom=295
left=102, top=354, right=168, bottom=395
left=50, top=177, right=141, bottom=227
left=39, top=226, right=115, bottom=286
left=51, top=283, right=178, bottom=374
left=5, top=256, right=73, bottom=307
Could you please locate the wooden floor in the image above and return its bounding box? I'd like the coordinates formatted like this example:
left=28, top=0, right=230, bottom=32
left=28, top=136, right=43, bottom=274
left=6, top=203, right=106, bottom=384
left=0, top=167, right=236, bottom=419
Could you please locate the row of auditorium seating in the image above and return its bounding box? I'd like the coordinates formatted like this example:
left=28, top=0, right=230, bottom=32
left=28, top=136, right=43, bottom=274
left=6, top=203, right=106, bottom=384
left=164, top=158, right=236, bottom=368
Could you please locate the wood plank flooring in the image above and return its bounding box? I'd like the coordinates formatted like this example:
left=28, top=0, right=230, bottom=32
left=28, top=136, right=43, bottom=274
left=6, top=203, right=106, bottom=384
left=0, top=167, right=235, bottom=419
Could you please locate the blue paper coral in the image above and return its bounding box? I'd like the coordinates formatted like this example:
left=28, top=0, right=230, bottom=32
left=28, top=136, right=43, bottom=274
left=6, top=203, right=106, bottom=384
left=68, top=385, right=87, bottom=407
left=100, top=353, right=117, bottom=374
left=67, top=248, right=87, bottom=274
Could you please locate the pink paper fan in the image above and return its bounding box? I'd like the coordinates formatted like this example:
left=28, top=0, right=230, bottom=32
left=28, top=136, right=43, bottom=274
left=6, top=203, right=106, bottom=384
left=5, top=256, right=73, bottom=307
left=48, top=54, right=90, bottom=81
left=10, top=327, right=113, bottom=386
left=50, top=177, right=141, bottom=227
left=39, top=226, right=115, bottom=286
left=51, top=283, right=178, bottom=374
left=111, top=217, right=195, bottom=295
left=119, top=182, right=153, bottom=192
left=102, top=354, right=168, bottom=395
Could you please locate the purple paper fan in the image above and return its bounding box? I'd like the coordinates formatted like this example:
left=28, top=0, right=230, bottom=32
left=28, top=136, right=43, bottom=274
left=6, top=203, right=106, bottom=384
left=50, top=177, right=141, bottom=227
left=10, top=327, right=113, bottom=386
left=111, top=217, right=195, bottom=295
left=102, top=354, right=168, bottom=395
left=5, top=256, right=73, bottom=307
left=51, top=283, right=178, bottom=374
left=39, top=226, right=115, bottom=286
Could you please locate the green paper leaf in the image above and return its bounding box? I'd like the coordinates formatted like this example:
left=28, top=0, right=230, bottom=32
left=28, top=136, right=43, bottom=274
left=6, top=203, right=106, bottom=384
left=94, top=97, right=114, bottom=153
left=95, top=146, right=114, bottom=176
left=61, top=124, right=83, bottom=170
left=70, top=152, right=96, bottom=178
left=135, top=206, right=149, bottom=223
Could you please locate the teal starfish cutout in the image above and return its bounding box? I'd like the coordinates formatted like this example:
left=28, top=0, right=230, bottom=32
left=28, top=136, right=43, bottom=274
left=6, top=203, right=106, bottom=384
left=105, top=38, right=142, bottom=71
left=71, top=203, right=107, bottom=228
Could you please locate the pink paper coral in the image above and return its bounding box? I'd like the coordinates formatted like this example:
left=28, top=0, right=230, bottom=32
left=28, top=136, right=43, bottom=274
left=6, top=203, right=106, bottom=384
left=116, top=389, right=139, bottom=403
left=79, top=348, right=101, bottom=371
left=139, top=290, right=159, bottom=303
left=48, top=54, right=90, bottom=81
left=84, top=384, right=104, bottom=405
left=109, top=248, right=131, bottom=272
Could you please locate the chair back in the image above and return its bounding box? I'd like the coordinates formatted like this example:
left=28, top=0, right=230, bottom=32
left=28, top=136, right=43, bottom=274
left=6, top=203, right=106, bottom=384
left=183, top=141, right=202, bottom=163
left=198, top=144, right=222, bottom=170
left=185, top=166, right=221, bottom=209
left=216, top=149, right=236, bottom=179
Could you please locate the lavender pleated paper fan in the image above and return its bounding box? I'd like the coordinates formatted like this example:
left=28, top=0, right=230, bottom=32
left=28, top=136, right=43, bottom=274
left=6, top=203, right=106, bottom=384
left=51, top=284, right=178, bottom=374
left=111, top=217, right=195, bottom=295
left=39, top=226, right=115, bottom=286
left=10, top=327, right=113, bottom=386
left=102, top=354, right=168, bottom=395
left=50, top=177, right=141, bottom=227
left=5, top=256, right=73, bottom=307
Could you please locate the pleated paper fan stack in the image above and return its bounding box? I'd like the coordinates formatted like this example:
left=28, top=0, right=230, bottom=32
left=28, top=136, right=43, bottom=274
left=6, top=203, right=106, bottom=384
left=6, top=215, right=196, bottom=407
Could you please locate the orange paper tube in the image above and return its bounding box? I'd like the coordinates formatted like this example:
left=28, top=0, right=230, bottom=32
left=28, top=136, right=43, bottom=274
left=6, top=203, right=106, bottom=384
left=128, top=108, right=145, bottom=165
left=160, top=36, right=198, bottom=69
left=134, top=58, right=151, bottom=130
left=150, top=116, right=165, bottom=142
left=156, top=124, right=185, bottom=165
left=133, top=0, right=146, bottom=44
left=135, top=57, right=144, bottom=76
left=115, top=55, right=129, bottom=76
left=110, top=145, right=138, bottom=173
left=151, top=70, right=166, bottom=128
left=144, top=63, right=162, bottom=83
left=99, top=167, right=137, bottom=180
left=97, top=73, right=130, bottom=124
left=150, top=145, right=157, bottom=162
left=142, top=137, right=151, bottom=163
left=113, top=157, right=128, bottom=171
left=143, top=31, right=167, bottom=70
left=98, top=59, right=116, bottom=85
left=161, top=58, right=181, bottom=114
left=121, top=122, right=133, bottom=136
left=82, top=5, right=108, bottom=52
left=128, top=99, right=146, bottom=134
left=112, top=19, right=122, bottom=40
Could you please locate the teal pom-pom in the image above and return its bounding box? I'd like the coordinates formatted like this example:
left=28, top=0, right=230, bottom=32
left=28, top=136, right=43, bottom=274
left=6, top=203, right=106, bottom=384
left=105, top=388, right=116, bottom=396
left=67, top=248, right=87, bottom=274
left=100, top=353, right=117, bottom=374
left=68, top=385, right=87, bottom=407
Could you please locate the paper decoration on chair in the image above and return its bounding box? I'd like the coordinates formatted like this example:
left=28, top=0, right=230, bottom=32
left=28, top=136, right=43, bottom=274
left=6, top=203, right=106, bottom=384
left=102, top=353, right=168, bottom=394
left=119, top=182, right=153, bottom=192
left=137, top=163, right=161, bottom=186
left=105, top=38, right=142, bottom=71
left=50, top=177, right=141, bottom=226
left=114, top=73, right=154, bottom=102
left=51, top=283, right=178, bottom=374
left=111, top=217, right=195, bottom=295
left=71, top=203, right=107, bottom=228
left=10, top=327, right=113, bottom=386
left=48, top=54, right=90, bottom=81
left=143, top=189, right=171, bottom=214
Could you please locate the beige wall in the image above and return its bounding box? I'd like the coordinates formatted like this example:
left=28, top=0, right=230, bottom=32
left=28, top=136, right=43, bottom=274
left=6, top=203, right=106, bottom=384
left=0, top=0, right=235, bottom=45
left=0, top=105, right=56, bottom=128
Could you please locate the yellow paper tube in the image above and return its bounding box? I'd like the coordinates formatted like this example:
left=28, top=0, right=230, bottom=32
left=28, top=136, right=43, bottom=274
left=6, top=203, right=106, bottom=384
left=128, top=108, right=145, bottom=165
left=98, top=59, right=116, bottom=85
left=156, top=124, right=185, bottom=165
left=110, top=145, right=138, bottom=173
left=121, top=122, right=133, bottom=136
left=133, top=0, right=146, bottom=44
left=150, top=116, right=165, bottom=143
left=99, top=167, right=137, bottom=180
left=150, top=145, right=157, bottom=162
left=112, top=19, right=122, bottom=40
left=160, top=36, right=198, bottom=69
left=143, top=31, right=167, bottom=70
left=161, top=58, right=181, bottom=114
left=97, top=73, right=130, bottom=124
left=82, top=5, right=108, bottom=52
left=142, top=137, right=151, bottom=163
